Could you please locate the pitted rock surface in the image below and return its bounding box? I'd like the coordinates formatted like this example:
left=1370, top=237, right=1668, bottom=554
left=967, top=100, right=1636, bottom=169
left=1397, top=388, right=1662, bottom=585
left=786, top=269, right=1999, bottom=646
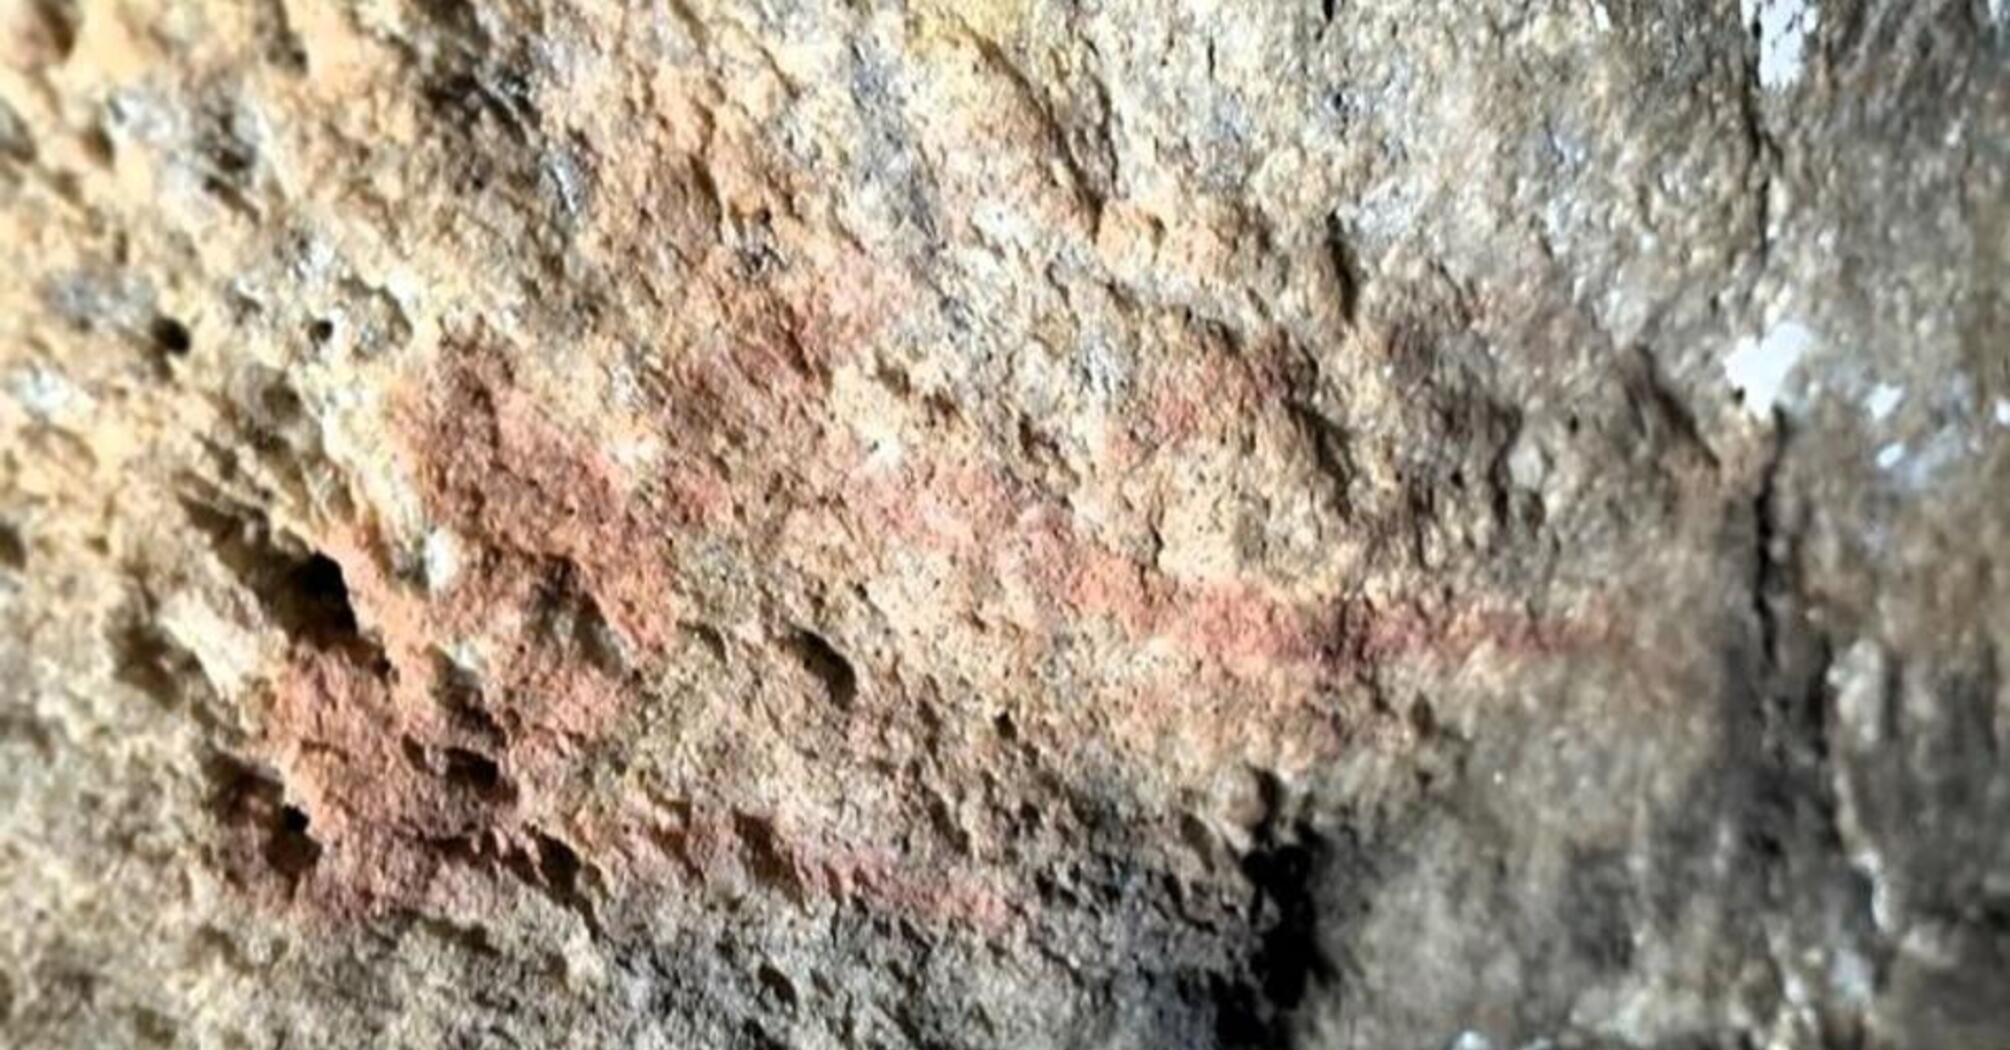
left=2, top=2, right=2007, bottom=1048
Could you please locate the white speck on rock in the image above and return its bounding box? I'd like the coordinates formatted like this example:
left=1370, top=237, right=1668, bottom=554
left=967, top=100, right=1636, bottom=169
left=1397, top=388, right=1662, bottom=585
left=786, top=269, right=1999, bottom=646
left=440, top=639, right=487, bottom=679
left=1892, top=427, right=1966, bottom=489
left=864, top=435, right=906, bottom=473
left=609, top=434, right=664, bottom=474
left=1874, top=442, right=1906, bottom=470
left=1449, top=1032, right=1494, bottom=1050
left=1724, top=320, right=1815, bottom=418
left=1830, top=947, right=1875, bottom=1005
left=1745, top=0, right=1819, bottom=90
left=1994, top=398, right=2010, bottom=426
left=1828, top=640, right=1888, bottom=750
left=292, top=235, right=337, bottom=283
left=1507, top=436, right=1550, bottom=491
left=422, top=528, right=462, bottom=592
left=8, top=367, right=83, bottom=420
left=1863, top=383, right=1903, bottom=422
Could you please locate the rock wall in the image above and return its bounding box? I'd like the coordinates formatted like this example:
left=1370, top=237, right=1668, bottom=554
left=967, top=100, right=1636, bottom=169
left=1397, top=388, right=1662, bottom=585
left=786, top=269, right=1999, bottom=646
left=1, top=1, right=2006, bottom=1047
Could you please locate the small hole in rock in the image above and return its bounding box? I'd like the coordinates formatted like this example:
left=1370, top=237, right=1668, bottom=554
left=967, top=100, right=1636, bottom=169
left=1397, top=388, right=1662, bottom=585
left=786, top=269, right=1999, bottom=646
left=81, top=125, right=114, bottom=167
left=536, top=834, right=592, bottom=904
left=204, top=755, right=321, bottom=881
left=0, top=522, right=25, bottom=571
left=268, top=805, right=322, bottom=878
left=785, top=629, right=857, bottom=710
left=681, top=621, right=727, bottom=663
left=401, top=735, right=430, bottom=773
left=282, top=553, right=361, bottom=646
left=261, top=383, right=303, bottom=422
left=307, top=318, right=334, bottom=345
left=28, top=0, right=79, bottom=60
left=443, top=747, right=514, bottom=803
left=756, top=963, right=800, bottom=1009
left=150, top=317, right=191, bottom=357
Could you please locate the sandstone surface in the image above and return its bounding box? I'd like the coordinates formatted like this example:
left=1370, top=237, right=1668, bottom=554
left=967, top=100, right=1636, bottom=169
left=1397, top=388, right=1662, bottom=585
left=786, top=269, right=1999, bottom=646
left=2, top=1, right=2008, bottom=1047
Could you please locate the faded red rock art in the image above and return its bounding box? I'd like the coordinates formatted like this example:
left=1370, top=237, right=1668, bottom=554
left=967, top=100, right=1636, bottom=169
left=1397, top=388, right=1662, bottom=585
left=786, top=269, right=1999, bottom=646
left=217, top=316, right=1611, bottom=939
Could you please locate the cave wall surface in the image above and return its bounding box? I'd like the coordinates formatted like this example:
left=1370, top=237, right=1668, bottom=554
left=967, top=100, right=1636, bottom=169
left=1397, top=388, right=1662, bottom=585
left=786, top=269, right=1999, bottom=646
left=2, top=1, right=2008, bottom=1047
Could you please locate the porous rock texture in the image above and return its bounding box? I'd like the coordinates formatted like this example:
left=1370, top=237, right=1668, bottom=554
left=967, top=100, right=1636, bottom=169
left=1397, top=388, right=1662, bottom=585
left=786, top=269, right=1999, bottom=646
left=2, top=1, right=2007, bottom=1047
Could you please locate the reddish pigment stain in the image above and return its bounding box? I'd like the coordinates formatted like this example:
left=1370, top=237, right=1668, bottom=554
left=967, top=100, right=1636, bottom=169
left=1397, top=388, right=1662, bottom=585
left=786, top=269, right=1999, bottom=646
left=221, top=313, right=1610, bottom=937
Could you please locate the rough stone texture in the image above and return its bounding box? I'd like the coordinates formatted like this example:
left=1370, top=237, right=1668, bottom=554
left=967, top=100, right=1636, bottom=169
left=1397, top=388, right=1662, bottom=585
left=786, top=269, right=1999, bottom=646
left=1, top=1, right=2007, bottom=1047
